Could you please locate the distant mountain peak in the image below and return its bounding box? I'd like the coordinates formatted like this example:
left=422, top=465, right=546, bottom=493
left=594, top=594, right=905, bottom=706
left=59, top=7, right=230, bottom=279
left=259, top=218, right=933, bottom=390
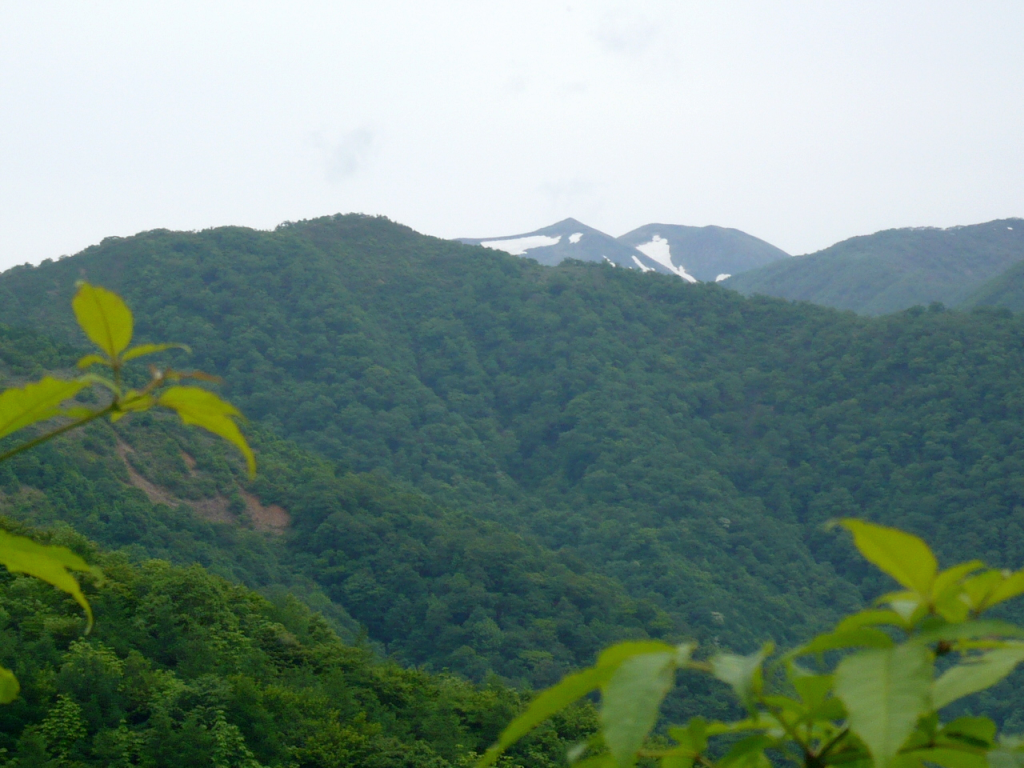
left=458, top=219, right=672, bottom=274
left=459, top=218, right=787, bottom=282
left=618, top=223, right=789, bottom=283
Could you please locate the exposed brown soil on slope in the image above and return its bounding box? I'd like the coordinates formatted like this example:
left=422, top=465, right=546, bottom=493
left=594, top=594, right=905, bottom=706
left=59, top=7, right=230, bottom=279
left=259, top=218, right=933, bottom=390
left=115, top=439, right=288, bottom=533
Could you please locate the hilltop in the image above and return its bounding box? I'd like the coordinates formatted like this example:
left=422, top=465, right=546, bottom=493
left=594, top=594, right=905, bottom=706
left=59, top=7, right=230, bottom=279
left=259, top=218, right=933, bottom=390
left=724, top=219, right=1024, bottom=314
left=6, top=214, right=1024, bottom=726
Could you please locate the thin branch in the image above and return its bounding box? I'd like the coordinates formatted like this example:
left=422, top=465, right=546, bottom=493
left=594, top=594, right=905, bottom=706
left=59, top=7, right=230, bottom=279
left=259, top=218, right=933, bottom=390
left=0, top=405, right=113, bottom=465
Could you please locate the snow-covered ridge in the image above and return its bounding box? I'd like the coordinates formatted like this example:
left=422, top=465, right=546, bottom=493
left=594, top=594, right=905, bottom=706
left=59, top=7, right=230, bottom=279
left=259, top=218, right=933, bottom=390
left=480, top=235, right=561, bottom=255
left=634, top=235, right=698, bottom=283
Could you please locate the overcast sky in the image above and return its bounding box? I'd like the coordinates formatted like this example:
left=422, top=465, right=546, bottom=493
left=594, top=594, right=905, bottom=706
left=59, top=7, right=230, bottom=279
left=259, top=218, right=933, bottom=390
left=1, top=2, right=1022, bottom=270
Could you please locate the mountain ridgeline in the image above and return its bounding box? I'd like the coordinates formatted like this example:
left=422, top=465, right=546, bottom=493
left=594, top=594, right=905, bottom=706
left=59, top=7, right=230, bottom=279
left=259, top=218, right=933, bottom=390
left=725, top=219, right=1024, bottom=315
left=6, top=214, right=1024, bottom=749
left=460, top=217, right=789, bottom=282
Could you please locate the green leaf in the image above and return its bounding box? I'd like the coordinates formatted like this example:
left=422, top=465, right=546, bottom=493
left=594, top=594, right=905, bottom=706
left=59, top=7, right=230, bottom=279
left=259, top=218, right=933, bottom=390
left=668, top=718, right=709, bottom=757
left=72, top=282, right=133, bottom=358
left=839, top=519, right=938, bottom=598
left=796, top=628, right=895, bottom=656
left=571, top=757, right=616, bottom=768
left=111, top=391, right=156, bottom=422
left=940, top=717, right=997, bottom=748
left=661, top=757, right=694, bottom=768
left=835, top=610, right=909, bottom=633
left=711, top=645, right=771, bottom=710
left=979, top=571, right=1024, bottom=611
left=933, top=562, right=986, bottom=600
left=907, top=748, right=986, bottom=768
left=0, top=377, right=88, bottom=441
left=600, top=650, right=678, bottom=768
left=932, top=645, right=1024, bottom=710
left=0, top=666, right=19, bottom=704
left=834, top=644, right=933, bottom=768
left=76, top=354, right=108, bottom=369
left=719, top=734, right=774, bottom=768
left=157, top=386, right=255, bottom=477
left=912, top=620, right=1024, bottom=646
left=0, top=530, right=100, bottom=632
left=121, top=342, right=191, bottom=363
left=477, top=667, right=607, bottom=768
left=596, top=641, right=678, bottom=669
left=788, top=666, right=833, bottom=711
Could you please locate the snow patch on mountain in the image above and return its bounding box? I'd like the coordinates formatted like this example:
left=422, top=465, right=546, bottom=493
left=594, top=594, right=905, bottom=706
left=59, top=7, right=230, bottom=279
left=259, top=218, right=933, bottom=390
left=569, top=232, right=583, bottom=244
left=480, top=235, right=561, bottom=255
left=631, top=255, right=655, bottom=272
left=635, top=235, right=698, bottom=283
left=716, top=274, right=731, bottom=282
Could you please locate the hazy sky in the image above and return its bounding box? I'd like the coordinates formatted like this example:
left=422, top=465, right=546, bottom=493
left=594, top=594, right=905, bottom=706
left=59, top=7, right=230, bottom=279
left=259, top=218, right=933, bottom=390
left=2, top=2, right=1023, bottom=270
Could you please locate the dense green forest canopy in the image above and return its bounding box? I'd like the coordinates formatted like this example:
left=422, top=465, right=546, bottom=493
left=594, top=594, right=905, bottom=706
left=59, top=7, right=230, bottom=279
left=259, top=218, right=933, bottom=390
left=5, top=215, right=1024, bottom=727
left=0, top=518, right=592, bottom=767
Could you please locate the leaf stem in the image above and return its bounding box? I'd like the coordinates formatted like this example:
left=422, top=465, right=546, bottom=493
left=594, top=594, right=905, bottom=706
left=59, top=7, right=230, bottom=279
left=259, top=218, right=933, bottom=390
left=0, top=404, right=113, bottom=465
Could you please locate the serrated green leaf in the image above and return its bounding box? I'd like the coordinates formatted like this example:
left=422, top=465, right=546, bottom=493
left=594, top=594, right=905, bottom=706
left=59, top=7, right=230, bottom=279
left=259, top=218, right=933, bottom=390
left=600, top=651, right=677, bottom=768
left=834, top=644, right=933, bottom=768
left=0, top=530, right=100, bottom=632
left=839, top=520, right=938, bottom=598
left=121, top=342, right=191, bottom=363
left=157, top=386, right=255, bottom=477
left=477, top=666, right=606, bottom=768
left=73, top=282, right=133, bottom=358
left=712, top=645, right=771, bottom=710
left=0, top=377, right=88, bottom=441
left=932, top=645, right=1024, bottom=710
left=0, top=666, right=19, bottom=704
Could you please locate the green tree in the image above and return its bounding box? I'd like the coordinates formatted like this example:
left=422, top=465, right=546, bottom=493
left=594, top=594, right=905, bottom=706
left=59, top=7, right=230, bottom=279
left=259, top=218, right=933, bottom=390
left=0, top=281, right=254, bottom=702
left=482, top=519, right=1024, bottom=768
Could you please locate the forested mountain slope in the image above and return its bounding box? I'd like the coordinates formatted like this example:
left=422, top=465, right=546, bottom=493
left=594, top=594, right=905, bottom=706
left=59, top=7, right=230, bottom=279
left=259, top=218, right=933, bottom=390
left=6, top=215, right=1024, bottom=721
left=961, top=257, right=1024, bottom=312
left=724, top=219, right=1024, bottom=314
left=0, top=325, right=674, bottom=690
left=0, top=518, right=590, bottom=767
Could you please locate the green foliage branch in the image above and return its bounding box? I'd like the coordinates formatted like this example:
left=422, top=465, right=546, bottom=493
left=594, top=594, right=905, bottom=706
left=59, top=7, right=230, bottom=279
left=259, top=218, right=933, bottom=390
left=0, top=282, right=254, bottom=704
left=482, top=519, right=1024, bottom=768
